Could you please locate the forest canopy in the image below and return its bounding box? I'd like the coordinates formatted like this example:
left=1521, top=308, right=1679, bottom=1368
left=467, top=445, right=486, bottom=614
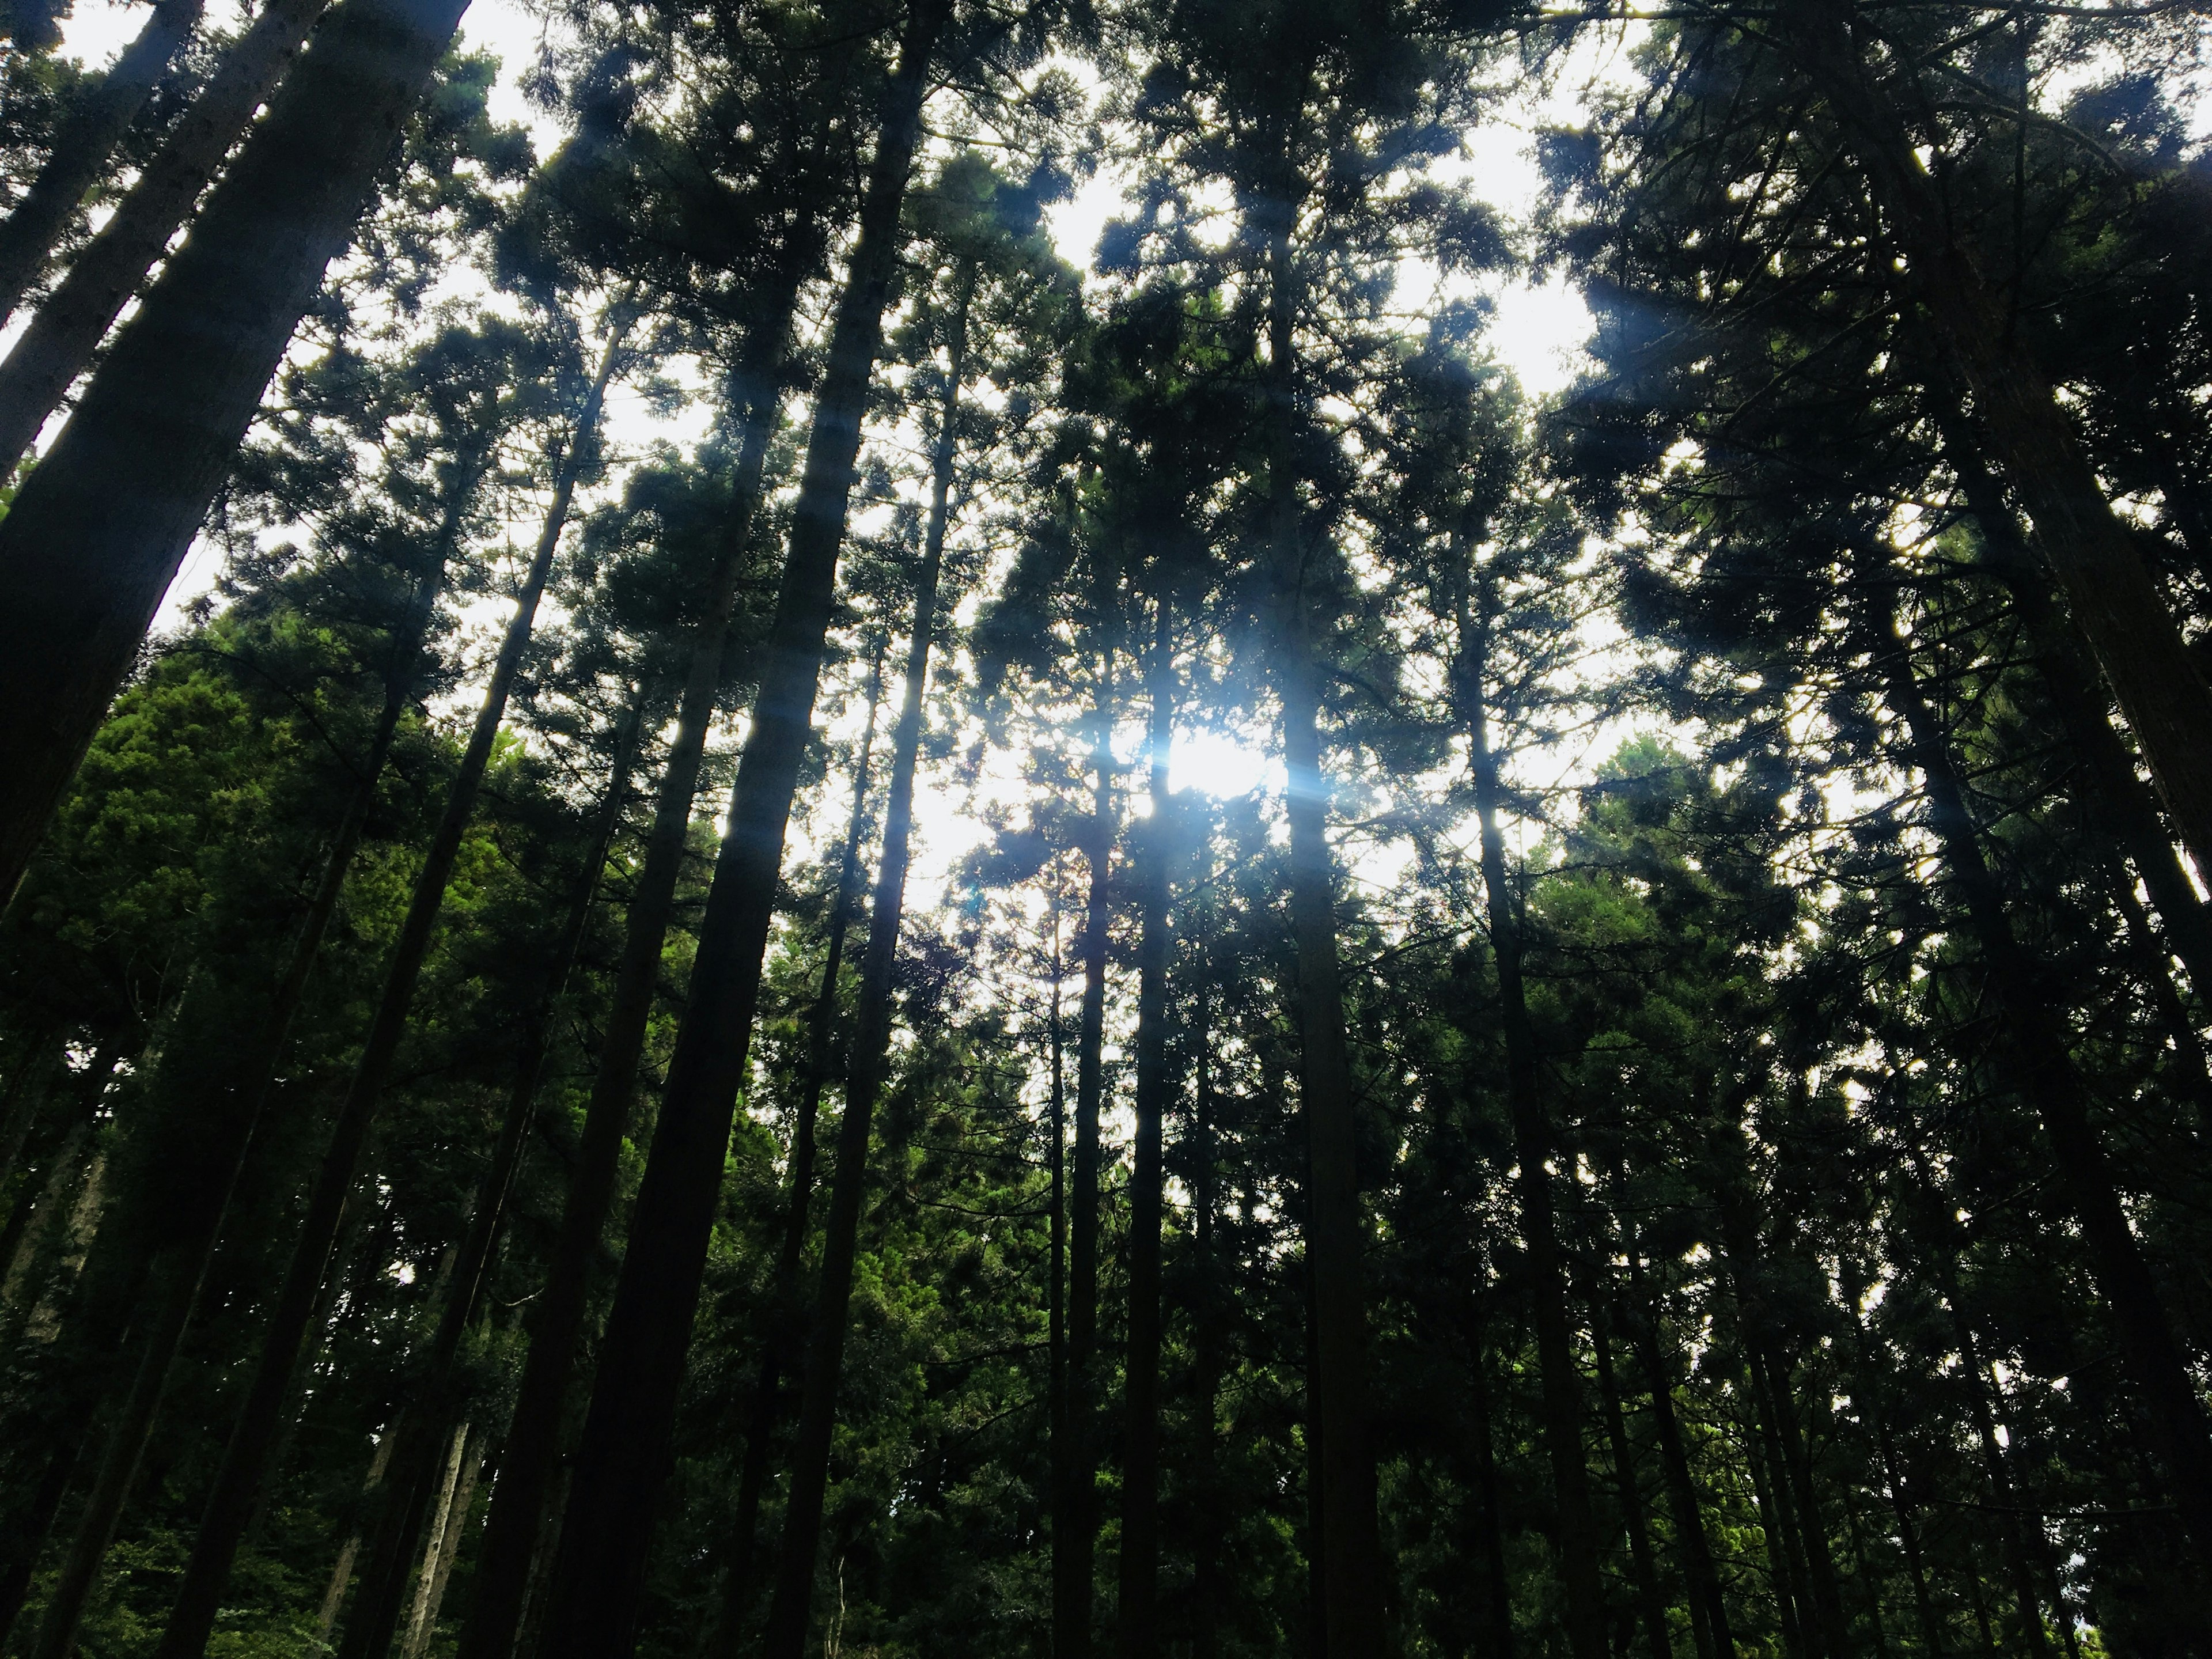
left=0, top=2, right=2209, bottom=1658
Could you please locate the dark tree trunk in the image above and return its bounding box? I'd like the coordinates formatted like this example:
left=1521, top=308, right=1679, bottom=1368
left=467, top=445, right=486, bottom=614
left=1593, top=1293, right=1675, bottom=1659
left=331, top=690, right=646, bottom=1659
left=1858, top=552, right=2212, bottom=1569
left=1462, top=1295, right=1518, bottom=1659
left=758, top=298, right=960, bottom=1658
left=1188, top=977, right=1222, bottom=1659
left=1116, top=596, right=1172, bottom=1659
left=1268, top=186, right=1384, bottom=1659
left=1057, top=667, right=1113, bottom=1659
left=1751, top=1342, right=1854, bottom=1659
left=153, top=351, right=604, bottom=1659
left=0, top=0, right=478, bottom=903
left=0, top=0, right=331, bottom=471
left=1453, top=556, right=1605, bottom=1659
left=0, top=0, right=204, bottom=325
left=705, top=644, right=885, bottom=1659
left=535, top=13, right=943, bottom=1640
left=1623, top=1251, right=1734, bottom=1659
left=1778, top=0, right=2212, bottom=889
left=0, top=494, right=460, bottom=1656
left=1738, top=1358, right=1811, bottom=1659
left=454, top=300, right=797, bottom=1659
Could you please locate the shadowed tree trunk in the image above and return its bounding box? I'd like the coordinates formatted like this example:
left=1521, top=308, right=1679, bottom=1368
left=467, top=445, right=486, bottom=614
left=759, top=294, right=961, bottom=1657
left=0, top=0, right=204, bottom=325
left=704, top=639, right=886, bottom=1659
left=535, top=10, right=946, bottom=1645
left=1116, top=594, right=1173, bottom=1659
left=1593, top=1290, right=1676, bottom=1659
left=455, top=292, right=800, bottom=1659
left=0, top=0, right=480, bottom=904
left=1452, top=550, right=1606, bottom=1659
left=152, top=339, right=615, bottom=1659
left=0, top=0, right=332, bottom=471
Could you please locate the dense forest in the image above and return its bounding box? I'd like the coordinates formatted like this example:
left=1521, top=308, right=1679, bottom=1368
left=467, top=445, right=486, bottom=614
left=0, top=0, right=2208, bottom=1656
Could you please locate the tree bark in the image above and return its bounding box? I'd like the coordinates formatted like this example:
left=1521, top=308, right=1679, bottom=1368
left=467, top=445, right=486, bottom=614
left=1461, top=1294, right=1518, bottom=1659
left=758, top=265, right=962, bottom=1659
left=153, top=342, right=607, bottom=1659
left=0, top=0, right=478, bottom=903
left=1116, top=596, right=1173, bottom=1659
left=454, top=303, right=796, bottom=1659
left=1593, top=1293, right=1676, bottom=1659
left=0, top=0, right=331, bottom=472
left=535, top=10, right=944, bottom=1645
left=1268, top=169, right=1385, bottom=1659
left=0, top=0, right=204, bottom=326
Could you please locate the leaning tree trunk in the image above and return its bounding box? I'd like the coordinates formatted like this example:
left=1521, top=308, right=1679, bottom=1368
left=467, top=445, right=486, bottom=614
left=1858, top=553, right=2212, bottom=1570
left=1777, top=0, right=2212, bottom=890
left=0, top=0, right=481, bottom=904
left=454, top=294, right=798, bottom=1659
left=534, top=10, right=946, bottom=1650
left=1116, top=595, right=1173, bottom=1659
left=1453, top=556, right=1606, bottom=1659
left=153, top=349, right=612, bottom=1659
left=705, top=642, right=886, bottom=1659
left=1267, top=183, right=1385, bottom=1659
left=334, top=687, right=646, bottom=1659
left=0, top=0, right=204, bottom=326
left=1056, top=666, right=1113, bottom=1659
left=758, top=264, right=965, bottom=1659
left=0, top=487, right=465, bottom=1657
left=0, top=0, right=332, bottom=472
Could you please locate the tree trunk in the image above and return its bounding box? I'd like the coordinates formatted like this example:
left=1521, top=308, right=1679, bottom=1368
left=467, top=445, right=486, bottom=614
left=153, top=345, right=609, bottom=1659
left=1622, top=1251, right=1734, bottom=1659
left=0, top=0, right=478, bottom=903
left=1116, top=596, right=1173, bottom=1659
left=759, top=264, right=961, bottom=1659
left=1453, top=555, right=1605, bottom=1659
left=1058, top=665, right=1112, bottom=1659
left=1461, top=1294, right=1518, bottom=1659
left=455, top=298, right=797, bottom=1659
left=17, top=384, right=490, bottom=1659
left=335, top=671, right=645, bottom=1659
left=0, top=0, right=204, bottom=325
left=0, top=0, right=331, bottom=472
left=1737, top=1361, right=1811, bottom=1659
left=318, top=1433, right=401, bottom=1646
left=1593, top=1293, right=1675, bottom=1659
left=401, top=1424, right=480, bottom=1659
left=1858, top=552, right=2212, bottom=1569
left=1188, top=976, right=1222, bottom=1659
left=705, top=640, right=886, bottom=1659
left=535, top=11, right=943, bottom=1641
left=1778, top=0, right=2212, bottom=889
left=1749, top=1341, right=1854, bottom=1659
left=1268, top=175, right=1384, bottom=1659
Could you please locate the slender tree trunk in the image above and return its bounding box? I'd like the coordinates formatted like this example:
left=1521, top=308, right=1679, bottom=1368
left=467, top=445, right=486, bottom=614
left=1453, top=557, right=1606, bottom=1659
left=334, top=675, right=645, bottom=1659
left=758, top=266, right=963, bottom=1658
left=319, top=1433, right=400, bottom=1645
left=1267, top=162, right=1385, bottom=1659
left=1189, top=975, right=1223, bottom=1659
left=535, top=12, right=944, bottom=1633
left=0, top=0, right=204, bottom=326
left=1778, top=0, right=2212, bottom=888
left=398, top=1426, right=470, bottom=1659
left=153, top=349, right=609, bottom=1659
left=1858, top=555, right=2212, bottom=1567
left=0, top=0, right=479, bottom=902
left=1116, top=596, right=1173, bottom=1659
left=0, top=1036, right=56, bottom=1209
left=1058, top=666, right=1112, bottom=1659
left=402, top=1425, right=480, bottom=1659
left=1593, top=1293, right=1676, bottom=1659
left=704, top=642, right=886, bottom=1659
left=1623, top=1252, right=1734, bottom=1659
left=18, top=378, right=501, bottom=1659
left=1738, top=1363, right=1811, bottom=1659
left=1462, top=1294, right=1518, bottom=1659
left=1752, top=1342, right=1854, bottom=1659
left=455, top=302, right=798, bottom=1659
